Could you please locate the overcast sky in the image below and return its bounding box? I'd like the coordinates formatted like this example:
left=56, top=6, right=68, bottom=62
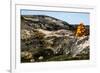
left=21, top=9, right=90, bottom=25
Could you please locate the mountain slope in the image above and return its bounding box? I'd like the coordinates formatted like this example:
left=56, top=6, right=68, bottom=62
left=21, top=15, right=90, bottom=62
left=21, top=15, right=76, bottom=31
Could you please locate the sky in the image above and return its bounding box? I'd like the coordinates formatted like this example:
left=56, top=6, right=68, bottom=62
left=21, top=9, right=90, bottom=25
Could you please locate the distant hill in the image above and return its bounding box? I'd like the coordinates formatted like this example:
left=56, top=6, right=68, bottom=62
left=21, top=15, right=77, bottom=31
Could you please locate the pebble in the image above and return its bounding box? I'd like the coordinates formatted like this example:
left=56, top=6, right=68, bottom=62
left=30, top=59, right=35, bottom=62
left=38, top=56, right=43, bottom=60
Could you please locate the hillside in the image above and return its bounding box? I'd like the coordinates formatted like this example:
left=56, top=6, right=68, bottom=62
left=21, top=15, right=90, bottom=62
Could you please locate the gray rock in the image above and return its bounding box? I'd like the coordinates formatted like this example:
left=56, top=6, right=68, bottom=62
left=70, top=36, right=89, bottom=57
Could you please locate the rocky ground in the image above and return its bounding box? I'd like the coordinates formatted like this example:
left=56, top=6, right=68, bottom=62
left=21, top=15, right=90, bottom=63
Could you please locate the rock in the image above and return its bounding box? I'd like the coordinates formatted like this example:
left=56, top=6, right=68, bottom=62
left=70, top=36, right=89, bottom=57
left=21, top=51, right=33, bottom=62
left=21, top=29, right=32, bottom=40
left=30, top=59, right=35, bottom=62
left=21, top=51, right=32, bottom=59
left=21, top=15, right=90, bottom=62
left=38, top=56, right=44, bottom=60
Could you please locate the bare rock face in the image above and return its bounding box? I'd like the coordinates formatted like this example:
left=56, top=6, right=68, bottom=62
left=21, top=15, right=90, bottom=62
left=70, top=36, right=89, bottom=57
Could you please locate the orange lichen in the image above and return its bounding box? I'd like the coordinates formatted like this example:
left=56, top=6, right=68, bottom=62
left=75, top=22, right=86, bottom=37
